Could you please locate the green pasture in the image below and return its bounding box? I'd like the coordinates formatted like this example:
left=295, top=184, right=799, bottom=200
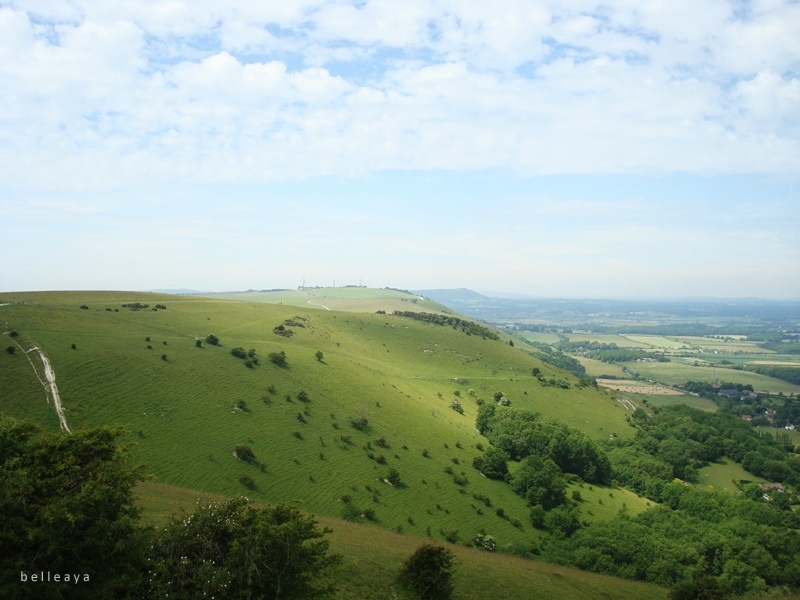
left=621, top=359, right=800, bottom=395
left=622, top=335, right=689, bottom=349
left=515, top=331, right=562, bottom=345
left=639, top=393, right=719, bottom=413
left=578, top=356, right=628, bottom=378
left=694, top=459, right=764, bottom=495
left=567, top=481, right=654, bottom=523
left=566, top=333, right=649, bottom=348
left=134, top=480, right=669, bottom=600
left=670, top=336, right=776, bottom=354
left=0, top=290, right=636, bottom=553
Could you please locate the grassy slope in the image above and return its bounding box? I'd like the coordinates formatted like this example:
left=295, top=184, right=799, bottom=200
left=1, top=292, right=630, bottom=541
left=1, top=290, right=664, bottom=596
left=134, top=480, right=668, bottom=600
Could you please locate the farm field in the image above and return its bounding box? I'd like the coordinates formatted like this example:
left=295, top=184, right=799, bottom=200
left=513, top=331, right=562, bottom=345
left=577, top=356, right=628, bottom=378
left=563, top=333, right=651, bottom=347
left=641, top=393, right=719, bottom=412
left=621, top=360, right=800, bottom=395
left=669, top=336, right=776, bottom=354
left=596, top=379, right=684, bottom=396
left=621, top=335, right=690, bottom=349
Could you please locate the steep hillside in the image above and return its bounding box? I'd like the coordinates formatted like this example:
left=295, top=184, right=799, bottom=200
left=0, top=290, right=633, bottom=550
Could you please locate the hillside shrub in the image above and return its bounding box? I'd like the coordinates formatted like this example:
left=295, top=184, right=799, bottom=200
left=5, top=346, right=14, bottom=355
left=268, top=351, right=287, bottom=366
left=144, top=498, right=340, bottom=599
left=231, top=347, right=248, bottom=359
left=385, top=467, right=402, bottom=486
left=472, top=533, right=497, bottom=552
left=349, top=415, right=369, bottom=431
left=234, top=444, right=256, bottom=463
left=205, top=334, right=220, bottom=346
left=399, top=544, right=456, bottom=600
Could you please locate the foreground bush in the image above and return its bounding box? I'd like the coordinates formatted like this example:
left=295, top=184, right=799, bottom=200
left=143, top=498, right=340, bottom=599
left=399, top=543, right=456, bottom=600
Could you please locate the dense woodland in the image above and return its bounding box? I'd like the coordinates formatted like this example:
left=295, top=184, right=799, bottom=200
left=472, top=403, right=800, bottom=596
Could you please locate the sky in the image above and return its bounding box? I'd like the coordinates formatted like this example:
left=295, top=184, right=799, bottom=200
left=1, top=1, right=799, bottom=298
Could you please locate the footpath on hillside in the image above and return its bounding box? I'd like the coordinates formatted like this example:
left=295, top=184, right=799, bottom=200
left=5, top=329, right=71, bottom=433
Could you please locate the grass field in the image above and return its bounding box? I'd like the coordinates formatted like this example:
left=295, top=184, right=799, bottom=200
left=621, top=360, right=800, bottom=395
left=0, top=290, right=636, bottom=554
left=515, top=331, right=562, bottom=345
left=567, top=480, right=654, bottom=523
left=619, top=335, right=688, bottom=349
left=567, top=333, right=651, bottom=348
left=578, top=357, right=628, bottom=378
left=694, top=459, right=764, bottom=494
left=640, top=393, right=719, bottom=412
left=596, top=379, right=684, bottom=396
left=134, top=480, right=670, bottom=600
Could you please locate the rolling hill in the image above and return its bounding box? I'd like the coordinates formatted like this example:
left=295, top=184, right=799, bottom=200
left=0, top=289, right=666, bottom=598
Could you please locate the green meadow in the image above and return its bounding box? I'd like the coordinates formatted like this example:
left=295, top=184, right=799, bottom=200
left=694, top=459, right=765, bottom=495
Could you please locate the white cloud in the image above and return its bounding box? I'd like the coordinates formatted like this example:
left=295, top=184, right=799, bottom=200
left=0, top=0, right=798, bottom=192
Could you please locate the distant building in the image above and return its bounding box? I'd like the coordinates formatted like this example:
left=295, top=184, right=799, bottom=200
left=742, top=415, right=753, bottom=421
left=759, top=483, right=785, bottom=494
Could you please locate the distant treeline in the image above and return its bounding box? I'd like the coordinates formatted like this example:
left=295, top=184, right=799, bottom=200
left=556, top=340, right=668, bottom=364
left=742, top=365, right=800, bottom=386
left=393, top=311, right=500, bottom=340
left=524, top=342, right=586, bottom=378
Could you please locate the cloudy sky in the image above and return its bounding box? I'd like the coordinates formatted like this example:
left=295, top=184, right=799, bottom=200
left=1, top=1, right=798, bottom=298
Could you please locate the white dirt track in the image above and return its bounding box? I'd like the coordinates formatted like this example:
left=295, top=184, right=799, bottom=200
left=6, top=333, right=71, bottom=433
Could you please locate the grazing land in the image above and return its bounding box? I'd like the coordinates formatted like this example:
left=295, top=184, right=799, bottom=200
left=134, top=480, right=669, bottom=600
left=0, top=290, right=632, bottom=547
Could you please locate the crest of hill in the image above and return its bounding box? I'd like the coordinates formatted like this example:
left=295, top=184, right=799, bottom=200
left=415, top=288, right=491, bottom=303
left=204, top=286, right=453, bottom=314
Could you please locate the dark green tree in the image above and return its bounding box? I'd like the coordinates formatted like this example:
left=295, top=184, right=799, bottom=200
left=472, top=446, right=509, bottom=480
left=399, top=543, right=456, bottom=600
left=144, top=498, right=340, bottom=599
left=0, top=417, right=146, bottom=598
left=510, top=455, right=566, bottom=510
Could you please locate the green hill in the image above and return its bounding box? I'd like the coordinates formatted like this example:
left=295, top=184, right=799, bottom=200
left=0, top=289, right=670, bottom=598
